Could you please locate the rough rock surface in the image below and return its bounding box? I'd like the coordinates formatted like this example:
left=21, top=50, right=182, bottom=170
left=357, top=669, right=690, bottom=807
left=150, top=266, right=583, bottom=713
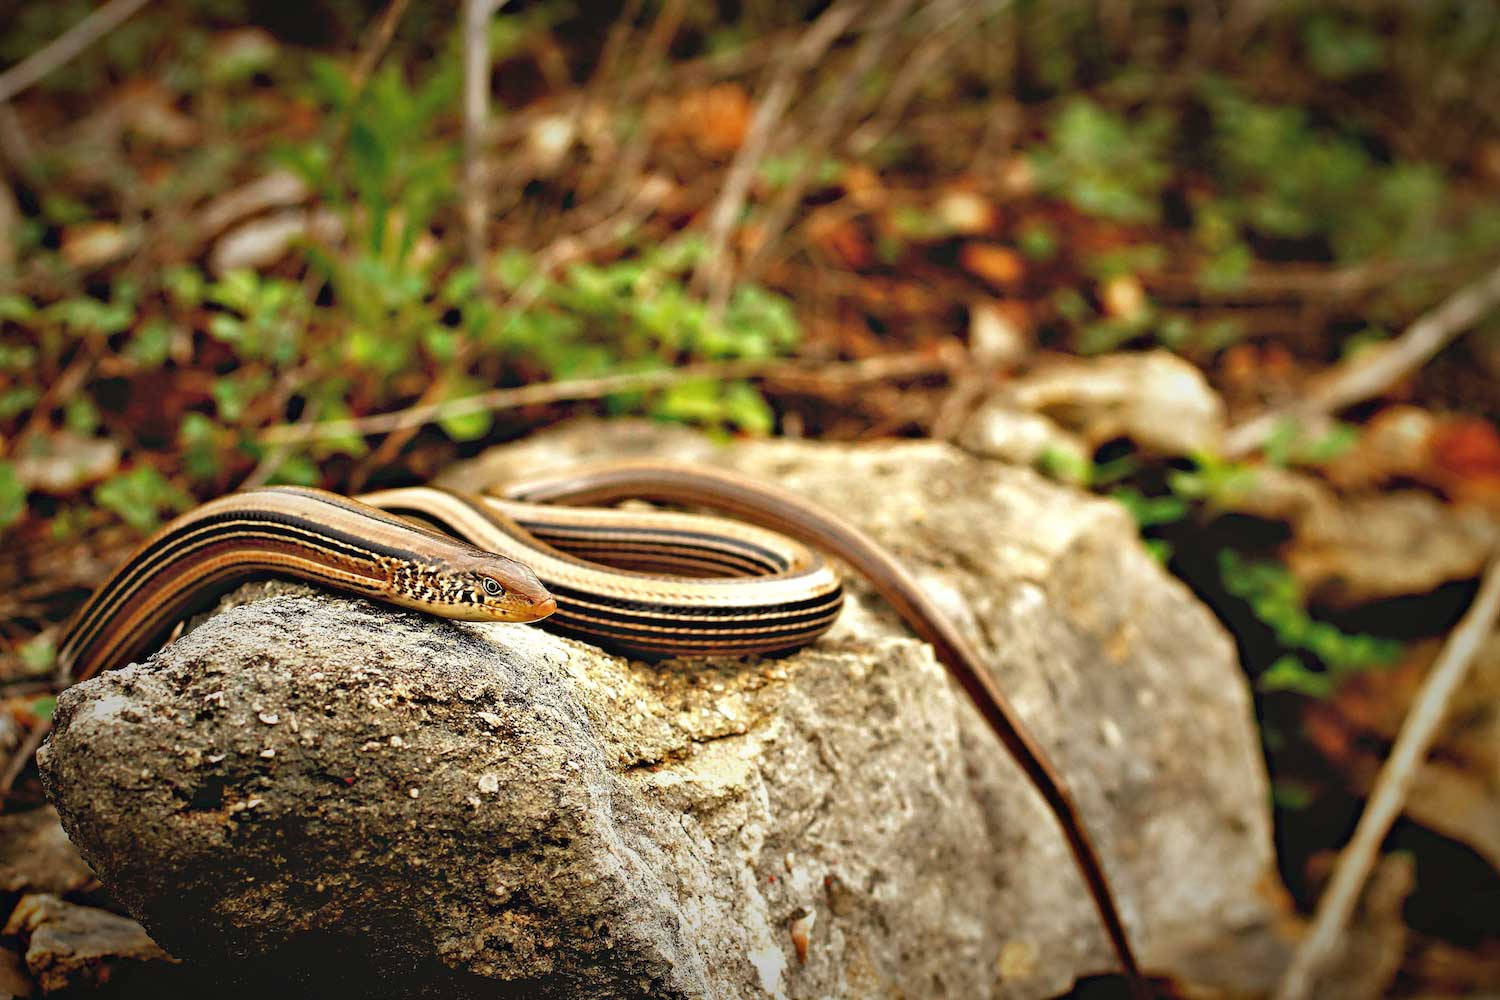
left=41, top=423, right=1282, bottom=998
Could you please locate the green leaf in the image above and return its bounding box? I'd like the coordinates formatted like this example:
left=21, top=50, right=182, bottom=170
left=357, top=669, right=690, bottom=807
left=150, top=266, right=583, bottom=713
left=1302, top=14, right=1383, bottom=80
left=1110, top=487, right=1189, bottom=528
left=179, top=413, right=226, bottom=483
left=94, top=465, right=190, bottom=533
left=0, top=295, right=36, bottom=322
left=721, top=381, right=774, bottom=435
left=1037, top=445, right=1091, bottom=485
left=0, top=461, right=27, bottom=528
left=652, top=378, right=724, bottom=425
left=1258, top=655, right=1333, bottom=698
left=0, top=386, right=39, bottom=420
left=438, top=407, right=493, bottom=442
left=127, top=318, right=175, bottom=366
left=1017, top=223, right=1058, bottom=261
left=19, top=634, right=56, bottom=675
left=266, top=453, right=320, bottom=487
left=0, top=340, right=37, bottom=370
left=211, top=371, right=270, bottom=423
left=64, top=396, right=99, bottom=433
left=1271, top=779, right=1316, bottom=811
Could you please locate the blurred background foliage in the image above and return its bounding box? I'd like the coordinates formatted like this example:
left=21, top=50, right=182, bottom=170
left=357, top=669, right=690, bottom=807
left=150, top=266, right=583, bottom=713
left=2, top=0, right=1500, bottom=985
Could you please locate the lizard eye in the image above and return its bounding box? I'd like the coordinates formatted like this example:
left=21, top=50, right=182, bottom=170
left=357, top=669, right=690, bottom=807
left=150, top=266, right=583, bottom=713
left=482, top=578, right=503, bottom=597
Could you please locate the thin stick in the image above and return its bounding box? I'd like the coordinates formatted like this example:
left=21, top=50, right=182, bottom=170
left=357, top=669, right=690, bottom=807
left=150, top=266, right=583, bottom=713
left=260, top=351, right=951, bottom=445
left=691, top=0, right=862, bottom=312
left=1274, top=551, right=1500, bottom=1000
left=463, top=0, right=508, bottom=275
left=0, top=0, right=152, bottom=105
left=739, top=0, right=917, bottom=288
left=1225, top=260, right=1500, bottom=457
left=0, top=718, right=51, bottom=799
left=848, top=0, right=972, bottom=155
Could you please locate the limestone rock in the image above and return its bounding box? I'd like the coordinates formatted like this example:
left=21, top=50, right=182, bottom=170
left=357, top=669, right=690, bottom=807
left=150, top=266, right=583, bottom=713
left=992, top=349, right=1225, bottom=456
left=41, top=424, right=1282, bottom=998
left=3, top=895, right=173, bottom=994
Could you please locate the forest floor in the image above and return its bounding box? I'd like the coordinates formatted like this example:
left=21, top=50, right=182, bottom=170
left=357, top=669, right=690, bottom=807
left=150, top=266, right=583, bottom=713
left=0, top=1, right=1498, bottom=996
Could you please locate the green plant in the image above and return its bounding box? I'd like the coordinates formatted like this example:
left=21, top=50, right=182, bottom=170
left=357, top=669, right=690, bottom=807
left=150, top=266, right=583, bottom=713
left=93, top=465, right=191, bottom=533
left=1202, top=79, right=1446, bottom=264
left=1029, top=99, right=1174, bottom=225
left=484, top=238, right=799, bottom=432
left=1220, top=550, right=1402, bottom=697
left=1263, top=418, right=1359, bottom=468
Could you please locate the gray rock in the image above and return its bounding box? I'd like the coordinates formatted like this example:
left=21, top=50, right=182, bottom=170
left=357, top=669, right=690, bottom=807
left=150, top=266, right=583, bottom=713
left=2, top=894, right=173, bottom=994
left=985, top=350, right=1225, bottom=456
left=40, top=424, right=1283, bottom=998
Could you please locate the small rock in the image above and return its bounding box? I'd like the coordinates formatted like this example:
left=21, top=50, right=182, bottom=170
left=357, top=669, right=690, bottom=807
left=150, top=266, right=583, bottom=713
left=1005, top=350, right=1226, bottom=456
left=936, top=191, right=994, bottom=235
left=2, top=895, right=174, bottom=994
left=958, top=404, right=1091, bottom=483
left=967, top=302, right=1029, bottom=370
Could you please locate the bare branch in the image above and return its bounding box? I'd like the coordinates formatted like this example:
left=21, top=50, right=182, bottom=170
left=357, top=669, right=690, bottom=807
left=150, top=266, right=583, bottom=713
left=260, top=351, right=951, bottom=445
left=1224, top=259, right=1500, bottom=457
left=691, top=0, right=863, bottom=312
left=0, top=718, right=50, bottom=800
left=0, top=0, right=152, bottom=105
left=738, top=0, right=920, bottom=287
left=463, top=0, right=509, bottom=275
left=847, top=0, right=975, bottom=156
left=1274, top=551, right=1500, bottom=1000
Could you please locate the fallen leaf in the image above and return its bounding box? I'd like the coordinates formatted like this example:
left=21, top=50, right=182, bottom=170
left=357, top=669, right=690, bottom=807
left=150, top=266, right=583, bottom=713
left=60, top=223, right=133, bottom=269
left=807, top=210, right=871, bottom=269
left=13, top=432, right=121, bottom=494
left=672, top=84, right=751, bottom=158
left=209, top=209, right=341, bottom=275
left=1429, top=416, right=1500, bottom=485
left=961, top=243, right=1025, bottom=287
left=840, top=163, right=884, bottom=209
left=198, top=170, right=310, bottom=237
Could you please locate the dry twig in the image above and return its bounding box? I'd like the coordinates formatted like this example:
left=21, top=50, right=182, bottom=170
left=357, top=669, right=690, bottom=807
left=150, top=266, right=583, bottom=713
left=739, top=0, right=919, bottom=287
left=463, top=0, right=511, bottom=275
left=0, top=0, right=153, bottom=105
left=1224, top=259, right=1500, bottom=457
left=260, top=351, right=952, bottom=445
left=0, top=718, right=50, bottom=800
left=691, top=0, right=862, bottom=312
left=847, top=0, right=974, bottom=155
left=1274, top=551, right=1500, bottom=1000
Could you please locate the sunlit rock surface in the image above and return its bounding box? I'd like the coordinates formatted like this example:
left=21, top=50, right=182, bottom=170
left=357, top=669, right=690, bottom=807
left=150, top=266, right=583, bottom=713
left=42, top=422, right=1284, bottom=998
